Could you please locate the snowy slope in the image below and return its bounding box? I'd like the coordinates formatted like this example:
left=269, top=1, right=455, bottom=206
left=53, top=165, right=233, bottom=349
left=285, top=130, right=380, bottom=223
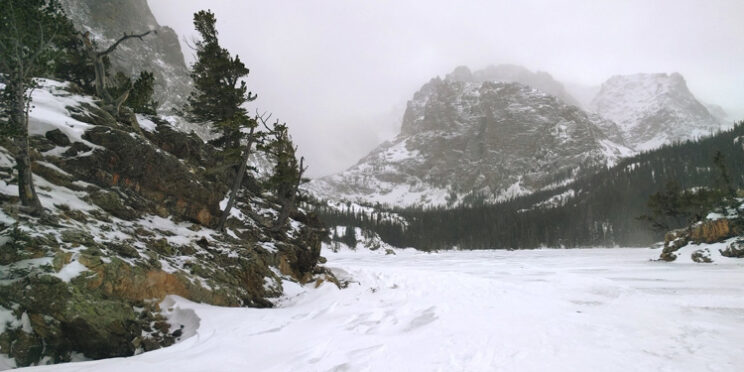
left=308, top=77, right=632, bottom=208
left=590, top=73, right=724, bottom=151
left=17, top=248, right=744, bottom=372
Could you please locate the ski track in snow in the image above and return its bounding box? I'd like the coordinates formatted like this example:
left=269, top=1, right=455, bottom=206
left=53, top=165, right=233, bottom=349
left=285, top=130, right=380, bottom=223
left=17, top=248, right=744, bottom=372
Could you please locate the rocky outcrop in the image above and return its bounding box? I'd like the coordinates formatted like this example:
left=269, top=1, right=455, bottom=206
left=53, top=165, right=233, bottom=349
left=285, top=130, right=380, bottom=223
left=74, top=125, right=225, bottom=226
left=0, top=86, right=328, bottom=367
left=659, top=218, right=739, bottom=261
left=690, top=218, right=734, bottom=243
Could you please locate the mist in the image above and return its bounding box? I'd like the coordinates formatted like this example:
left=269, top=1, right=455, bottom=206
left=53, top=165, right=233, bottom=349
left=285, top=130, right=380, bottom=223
left=148, top=0, right=744, bottom=177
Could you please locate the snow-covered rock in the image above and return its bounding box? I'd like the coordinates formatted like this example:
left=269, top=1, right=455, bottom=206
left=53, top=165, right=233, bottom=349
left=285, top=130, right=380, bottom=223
left=590, top=73, right=724, bottom=151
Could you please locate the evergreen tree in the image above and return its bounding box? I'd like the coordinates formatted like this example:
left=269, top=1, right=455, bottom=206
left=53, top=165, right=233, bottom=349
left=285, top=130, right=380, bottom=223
left=186, top=10, right=257, bottom=152
left=640, top=180, right=718, bottom=231
left=0, top=0, right=73, bottom=215
left=260, top=118, right=307, bottom=231
left=108, top=71, right=158, bottom=115
left=51, top=19, right=97, bottom=94
left=265, top=123, right=300, bottom=199
left=342, top=226, right=357, bottom=248
left=127, top=71, right=158, bottom=115
left=185, top=10, right=261, bottom=231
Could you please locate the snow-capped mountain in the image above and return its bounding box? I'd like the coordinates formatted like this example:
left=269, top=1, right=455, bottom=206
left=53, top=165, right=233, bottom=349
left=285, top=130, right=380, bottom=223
left=590, top=73, right=724, bottom=151
left=308, top=71, right=632, bottom=208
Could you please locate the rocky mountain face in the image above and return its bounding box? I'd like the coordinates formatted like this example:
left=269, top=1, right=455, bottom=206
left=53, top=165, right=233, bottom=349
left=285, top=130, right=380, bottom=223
left=60, top=0, right=192, bottom=113
left=590, top=73, right=724, bottom=151
left=308, top=73, right=632, bottom=208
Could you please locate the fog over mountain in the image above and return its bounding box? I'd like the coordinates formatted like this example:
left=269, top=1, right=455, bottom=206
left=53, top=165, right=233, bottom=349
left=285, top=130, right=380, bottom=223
left=148, top=0, right=744, bottom=177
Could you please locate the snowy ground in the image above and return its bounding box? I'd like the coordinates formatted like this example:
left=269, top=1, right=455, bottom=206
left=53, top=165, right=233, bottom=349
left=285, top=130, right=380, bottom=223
left=16, top=248, right=744, bottom=372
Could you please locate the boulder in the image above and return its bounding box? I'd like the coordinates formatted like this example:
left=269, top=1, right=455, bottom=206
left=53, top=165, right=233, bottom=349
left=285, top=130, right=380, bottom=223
left=720, top=238, right=744, bottom=258
left=691, top=249, right=712, bottom=263
left=45, top=129, right=71, bottom=146
left=659, top=228, right=689, bottom=261
left=89, top=190, right=140, bottom=220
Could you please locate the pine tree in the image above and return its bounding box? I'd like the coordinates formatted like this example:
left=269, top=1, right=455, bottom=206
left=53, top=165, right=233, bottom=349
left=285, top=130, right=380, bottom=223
left=186, top=10, right=257, bottom=152
left=0, top=0, right=73, bottom=215
left=109, top=71, right=158, bottom=115
left=260, top=118, right=307, bottom=231
left=52, top=19, right=97, bottom=94
left=342, top=226, right=357, bottom=248
left=185, top=10, right=260, bottom=231
left=127, top=71, right=158, bottom=115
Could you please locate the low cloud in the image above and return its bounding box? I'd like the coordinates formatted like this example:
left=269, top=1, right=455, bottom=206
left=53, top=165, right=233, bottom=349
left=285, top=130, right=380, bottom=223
left=149, top=0, right=744, bottom=177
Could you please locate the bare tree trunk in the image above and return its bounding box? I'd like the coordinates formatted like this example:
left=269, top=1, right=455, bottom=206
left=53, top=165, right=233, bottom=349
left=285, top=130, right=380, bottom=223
left=82, top=31, right=153, bottom=111
left=92, top=54, right=113, bottom=102
left=218, top=126, right=257, bottom=232
left=11, top=79, right=43, bottom=215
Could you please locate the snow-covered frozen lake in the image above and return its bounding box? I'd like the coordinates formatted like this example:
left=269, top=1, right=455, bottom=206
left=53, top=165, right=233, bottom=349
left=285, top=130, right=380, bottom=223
left=20, top=248, right=744, bottom=372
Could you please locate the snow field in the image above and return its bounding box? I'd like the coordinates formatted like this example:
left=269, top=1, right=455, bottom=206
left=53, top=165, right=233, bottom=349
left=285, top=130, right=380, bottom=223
left=17, top=247, right=744, bottom=372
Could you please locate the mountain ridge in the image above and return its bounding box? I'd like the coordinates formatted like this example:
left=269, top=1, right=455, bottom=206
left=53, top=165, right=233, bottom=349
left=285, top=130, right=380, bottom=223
left=308, top=75, right=632, bottom=208
left=310, top=67, right=729, bottom=209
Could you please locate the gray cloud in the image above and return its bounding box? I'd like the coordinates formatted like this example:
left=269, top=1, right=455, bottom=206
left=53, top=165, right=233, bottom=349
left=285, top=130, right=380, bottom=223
left=148, top=0, right=744, bottom=177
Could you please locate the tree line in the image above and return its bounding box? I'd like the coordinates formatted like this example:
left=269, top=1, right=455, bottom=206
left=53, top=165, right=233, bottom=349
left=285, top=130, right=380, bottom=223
left=316, top=122, right=744, bottom=250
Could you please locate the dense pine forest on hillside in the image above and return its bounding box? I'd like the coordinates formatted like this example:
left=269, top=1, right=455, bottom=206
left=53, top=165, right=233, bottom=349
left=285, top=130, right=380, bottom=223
left=317, top=122, right=744, bottom=250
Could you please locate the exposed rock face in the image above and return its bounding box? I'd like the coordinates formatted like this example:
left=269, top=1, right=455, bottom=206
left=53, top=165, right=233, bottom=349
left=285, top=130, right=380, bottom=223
left=590, top=73, right=724, bottom=151
left=60, top=0, right=192, bottom=112
left=70, top=124, right=225, bottom=226
left=0, top=82, right=328, bottom=367
left=659, top=218, right=739, bottom=261
left=309, top=76, right=631, bottom=208
left=690, top=218, right=734, bottom=244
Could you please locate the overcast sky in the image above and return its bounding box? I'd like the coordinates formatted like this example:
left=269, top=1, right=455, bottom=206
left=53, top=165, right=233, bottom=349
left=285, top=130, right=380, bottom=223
left=148, top=0, right=744, bottom=177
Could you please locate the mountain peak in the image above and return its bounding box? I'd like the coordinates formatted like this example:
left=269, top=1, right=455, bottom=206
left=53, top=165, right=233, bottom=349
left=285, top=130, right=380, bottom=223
left=443, top=64, right=580, bottom=107
left=447, top=65, right=474, bottom=81
left=308, top=78, right=630, bottom=208
left=591, top=72, right=723, bottom=150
